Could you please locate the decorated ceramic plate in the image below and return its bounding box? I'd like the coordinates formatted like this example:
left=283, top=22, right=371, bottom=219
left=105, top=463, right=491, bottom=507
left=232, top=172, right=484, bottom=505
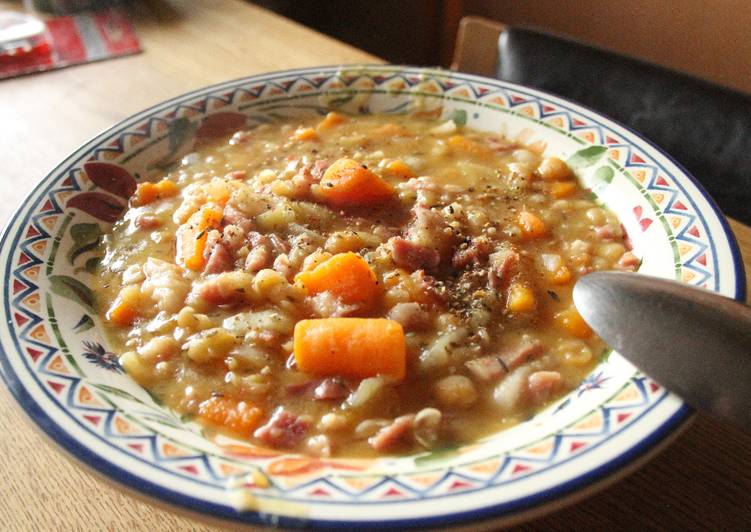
left=0, top=65, right=744, bottom=529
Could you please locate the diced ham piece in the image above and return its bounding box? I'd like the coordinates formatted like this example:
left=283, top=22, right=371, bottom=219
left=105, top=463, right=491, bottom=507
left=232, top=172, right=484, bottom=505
left=268, top=233, right=290, bottom=255
left=203, top=242, right=234, bottom=274
left=244, top=246, right=271, bottom=273
left=134, top=214, right=161, bottom=230
left=412, top=270, right=448, bottom=307
left=617, top=251, right=640, bottom=271
left=286, top=379, right=318, bottom=396
left=311, top=160, right=331, bottom=179
left=288, top=160, right=331, bottom=199
left=466, top=356, right=507, bottom=383
left=203, top=230, right=222, bottom=259
left=225, top=170, right=247, bottom=180
left=368, top=414, right=415, bottom=452
left=289, top=167, right=315, bottom=199
left=313, top=378, right=349, bottom=401
left=195, top=271, right=252, bottom=306
left=387, top=302, right=430, bottom=331
left=498, top=339, right=544, bottom=370
left=488, top=245, right=520, bottom=289
left=244, top=232, right=272, bottom=273
left=595, top=225, right=615, bottom=241
left=222, top=204, right=246, bottom=225
left=390, top=237, right=440, bottom=271
left=253, top=409, right=310, bottom=449
left=528, top=371, right=562, bottom=405
left=222, top=204, right=254, bottom=233
left=390, top=206, right=454, bottom=271
left=452, top=236, right=493, bottom=269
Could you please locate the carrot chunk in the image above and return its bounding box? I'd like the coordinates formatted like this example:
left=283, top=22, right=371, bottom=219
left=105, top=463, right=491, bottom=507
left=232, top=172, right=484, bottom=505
left=175, top=205, right=223, bottom=271
left=316, top=158, right=395, bottom=207
left=538, top=157, right=572, bottom=181
left=107, top=299, right=138, bottom=326
left=552, top=266, right=573, bottom=285
left=556, top=307, right=593, bottom=338
left=551, top=265, right=573, bottom=285
left=294, top=252, right=381, bottom=308
left=447, top=135, right=493, bottom=158
left=550, top=181, right=577, bottom=199
left=133, top=179, right=179, bottom=206
left=372, top=123, right=411, bottom=137
left=518, top=211, right=547, bottom=239
left=507, top=283, right=536, bottom=312
left=294, top=318, right=406, bottom=380
left=198, top=396, right=263, bottom=436
left=317, top=111, right=348, bottom=131
left=386, top=159, right=415, bottom=180
left=106, top=285, right=143, bottom=326
left=293, top=127, right=319, bottom=141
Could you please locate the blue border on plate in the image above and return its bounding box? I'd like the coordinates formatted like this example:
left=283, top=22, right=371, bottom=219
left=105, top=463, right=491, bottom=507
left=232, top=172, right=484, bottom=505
left=0, top=65, right=742, bottom=528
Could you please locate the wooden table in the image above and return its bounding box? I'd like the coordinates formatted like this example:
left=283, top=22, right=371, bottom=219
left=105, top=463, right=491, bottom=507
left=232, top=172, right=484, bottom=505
left=0, top=1, right=749, bottom=529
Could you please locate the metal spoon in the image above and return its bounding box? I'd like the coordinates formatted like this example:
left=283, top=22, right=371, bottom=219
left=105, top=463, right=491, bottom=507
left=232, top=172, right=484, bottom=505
left=573, top=271, right=751, bottom=429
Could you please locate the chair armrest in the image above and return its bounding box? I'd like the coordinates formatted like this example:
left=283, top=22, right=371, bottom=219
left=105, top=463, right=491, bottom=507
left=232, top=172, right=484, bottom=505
left=451, top=16, right=504, bottom=76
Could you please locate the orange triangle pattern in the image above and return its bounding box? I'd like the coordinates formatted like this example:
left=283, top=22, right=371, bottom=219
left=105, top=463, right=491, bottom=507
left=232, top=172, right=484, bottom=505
left=468, top=458, right=502, bottom=475
left=22, top=265, right=40, bottom=281
left=682, top=270, right=696, bottom=282
left=218, top=462, right=247, bottom=477
left=404, top=473, right=444, bottom=487
left=113, top=415, right=139, bottom=435
left=77, top=386, right=105, bottom=408
left=339, top=476, right=382, bottom=492
left=22, top=294, right=40, bottom=311
left=162, top=442, right=191, bottom=458
left=40, top=215, right=59, bottom=231
left=30, top=324, right=50, bottom=343
left=523, top=439, right=554, bottom=456
left=613, top=384, right=640, bottom=403
left=572, top=410, right=605, bottom=431
left=47, top=354, right=70, bottom=375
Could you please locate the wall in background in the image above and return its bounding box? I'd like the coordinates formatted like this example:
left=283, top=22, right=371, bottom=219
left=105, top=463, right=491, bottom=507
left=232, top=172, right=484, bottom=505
left=253, top=0, right=750, bottom=95
left=252, top=1, right=449, bottom=67
left=462, top=0, right=751, bottom=94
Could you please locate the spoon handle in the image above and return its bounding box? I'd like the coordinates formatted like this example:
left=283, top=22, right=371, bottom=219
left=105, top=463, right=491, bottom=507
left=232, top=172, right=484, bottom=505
left=574, top=272, right=751, bottom=430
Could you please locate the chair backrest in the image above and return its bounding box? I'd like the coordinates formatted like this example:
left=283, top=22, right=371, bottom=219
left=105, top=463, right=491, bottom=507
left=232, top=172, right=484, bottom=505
left=452, top=17, right=751, bottom=225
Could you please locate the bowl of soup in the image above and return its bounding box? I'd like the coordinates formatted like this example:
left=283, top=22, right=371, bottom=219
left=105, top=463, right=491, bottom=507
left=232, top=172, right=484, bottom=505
left=0, top=65, right=743, bottom=528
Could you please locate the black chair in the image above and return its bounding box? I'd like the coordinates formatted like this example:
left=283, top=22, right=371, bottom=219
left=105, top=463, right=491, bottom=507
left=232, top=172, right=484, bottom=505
left=453, top=19, right=751, bottom=225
